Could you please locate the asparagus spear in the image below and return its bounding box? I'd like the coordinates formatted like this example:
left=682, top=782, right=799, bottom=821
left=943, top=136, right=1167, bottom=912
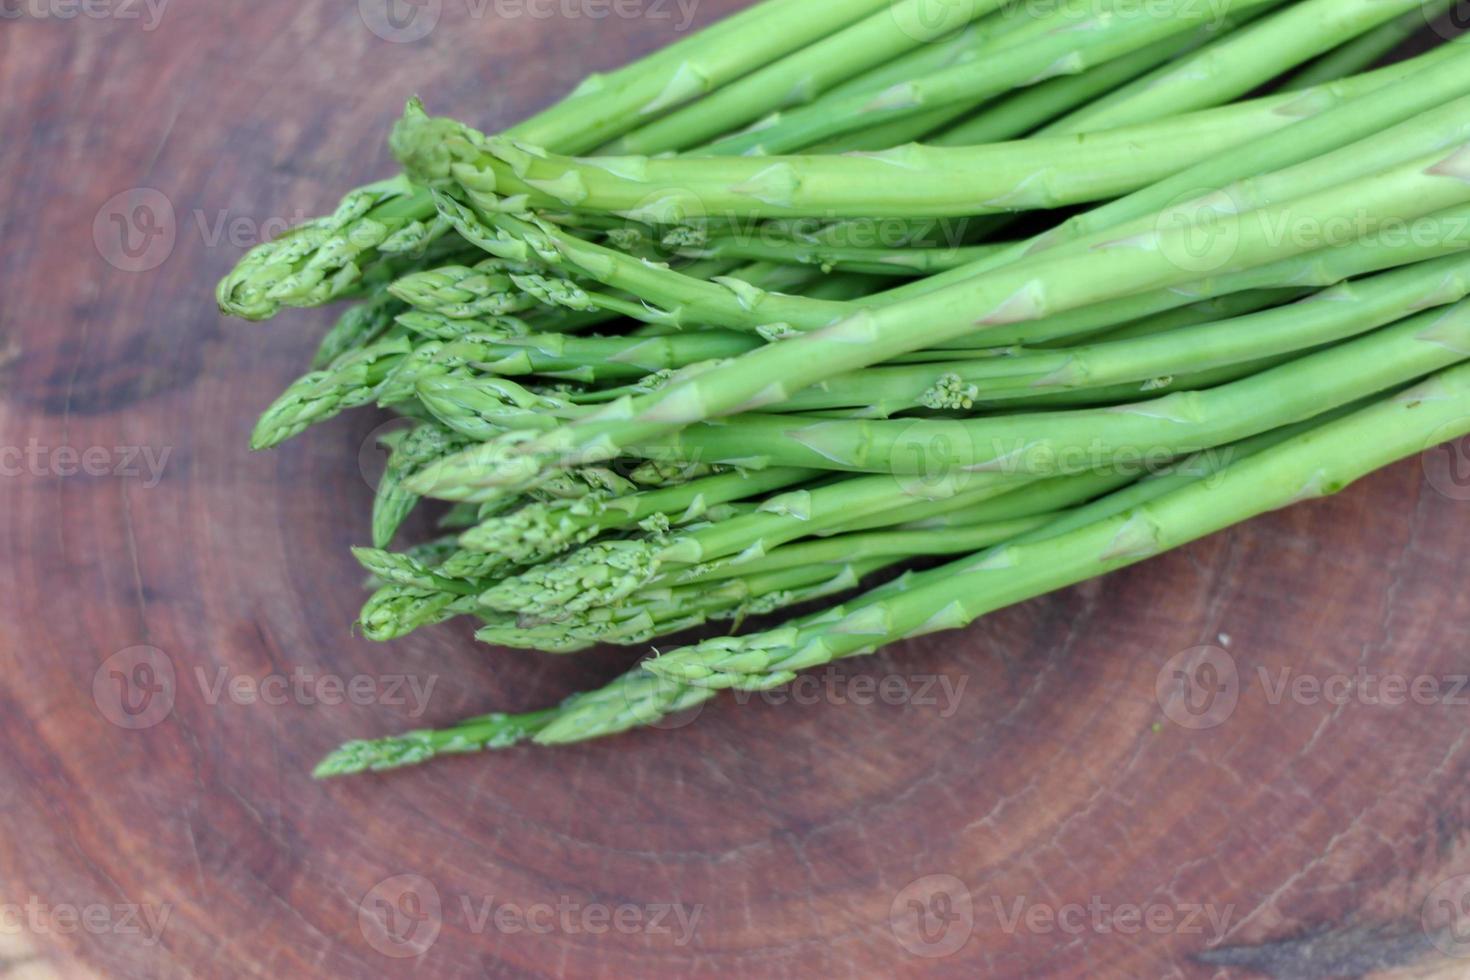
left=928, top=10, right=1278, bottom=146
left=645, top=362, right=1470, bottom=689
left=600, top=0, right=1003, bottom=156
left=772, top=253, right=1470, bottom=415
left=314, top=383, right=1457, bottom=767
left=406, top=85, right=1392, bottom=222
left=370, top=422, right=472, bottom=548
left=704, top=0, right=1285, bottom=156
left=898, top=41, right=1470, bottom=293
left=464, top=145, right=1470, bottom=490
left=1046, top=0, right=1435, bottom=134
left=217, top=0, right=896, bottom=320
left=453, top=466, right=810, bottom=556
left=1281, top=0, right=1457, bottom=92
left=620, top=300, right=1470, bottom=475
left=398, top=66, right=1470, bottom=348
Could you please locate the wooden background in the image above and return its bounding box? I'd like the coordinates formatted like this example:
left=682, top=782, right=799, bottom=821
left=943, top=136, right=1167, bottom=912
left=5, top=2, right=1470, bottom=977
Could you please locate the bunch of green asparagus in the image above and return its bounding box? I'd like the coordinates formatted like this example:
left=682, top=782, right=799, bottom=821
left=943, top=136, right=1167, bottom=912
left=218, top=0, right=1470, bottom=776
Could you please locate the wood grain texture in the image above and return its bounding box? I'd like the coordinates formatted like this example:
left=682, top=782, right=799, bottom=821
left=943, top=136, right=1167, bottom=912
left=5, top=3, right=1470, bottom=977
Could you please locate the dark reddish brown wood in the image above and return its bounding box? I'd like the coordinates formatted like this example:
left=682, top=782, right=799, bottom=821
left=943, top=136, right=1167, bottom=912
left=5, top=4, right=1470, bottom=978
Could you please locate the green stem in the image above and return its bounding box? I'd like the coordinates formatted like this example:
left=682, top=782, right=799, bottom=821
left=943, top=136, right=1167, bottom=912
left=645, top=365, right=1470, bottom=687
left=508, top=145, right=1470, bottom=484
left=775, top=253, right=1470, bottom=414
left=641, top=300, right=1470, bottom=475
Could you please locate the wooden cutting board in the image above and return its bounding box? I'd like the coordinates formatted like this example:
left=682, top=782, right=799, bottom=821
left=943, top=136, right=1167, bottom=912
left=5, top=3, right=1470, bottom=977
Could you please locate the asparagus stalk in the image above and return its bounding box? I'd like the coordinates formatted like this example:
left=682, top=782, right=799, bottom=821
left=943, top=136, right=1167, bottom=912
left=645, top=365, right=1470, bottom=689
left=896, top=41, right=1470, bottom=295
left=313, top=388, right=1433, bottom=767
left=407, top=86, right=1387, bottom=222
left=773, top=253, right=1470, bottom=415
left=480, top=145, right=1470, bottom=489
left=472, top=469, right=1037, bottom=618
left=1281, top=0, right=1456, bottom=92
left=930, top=202, right=1470, bottom=349
left=400, top=65, right=1470, bottom=347
left=686, top=238, right=1004, bottom=277
left=312, top=672, right=712, bottom=776
left=1044, top=0, right=1431, bottom=134
left=371, top=422, right=472, bottom=548
left=625, top=300, right=1470, bottom=475
left=476, top=557, right=896, bottom=654
left=218, top=0, right=896, bottom=320
left=600, top=0, right=1003, bottom=156
left=704, top=0, right=1284, bottom=156
left=445, top=465, right=814, bottom=574
left=929, top=11, right=1270, bottom=146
